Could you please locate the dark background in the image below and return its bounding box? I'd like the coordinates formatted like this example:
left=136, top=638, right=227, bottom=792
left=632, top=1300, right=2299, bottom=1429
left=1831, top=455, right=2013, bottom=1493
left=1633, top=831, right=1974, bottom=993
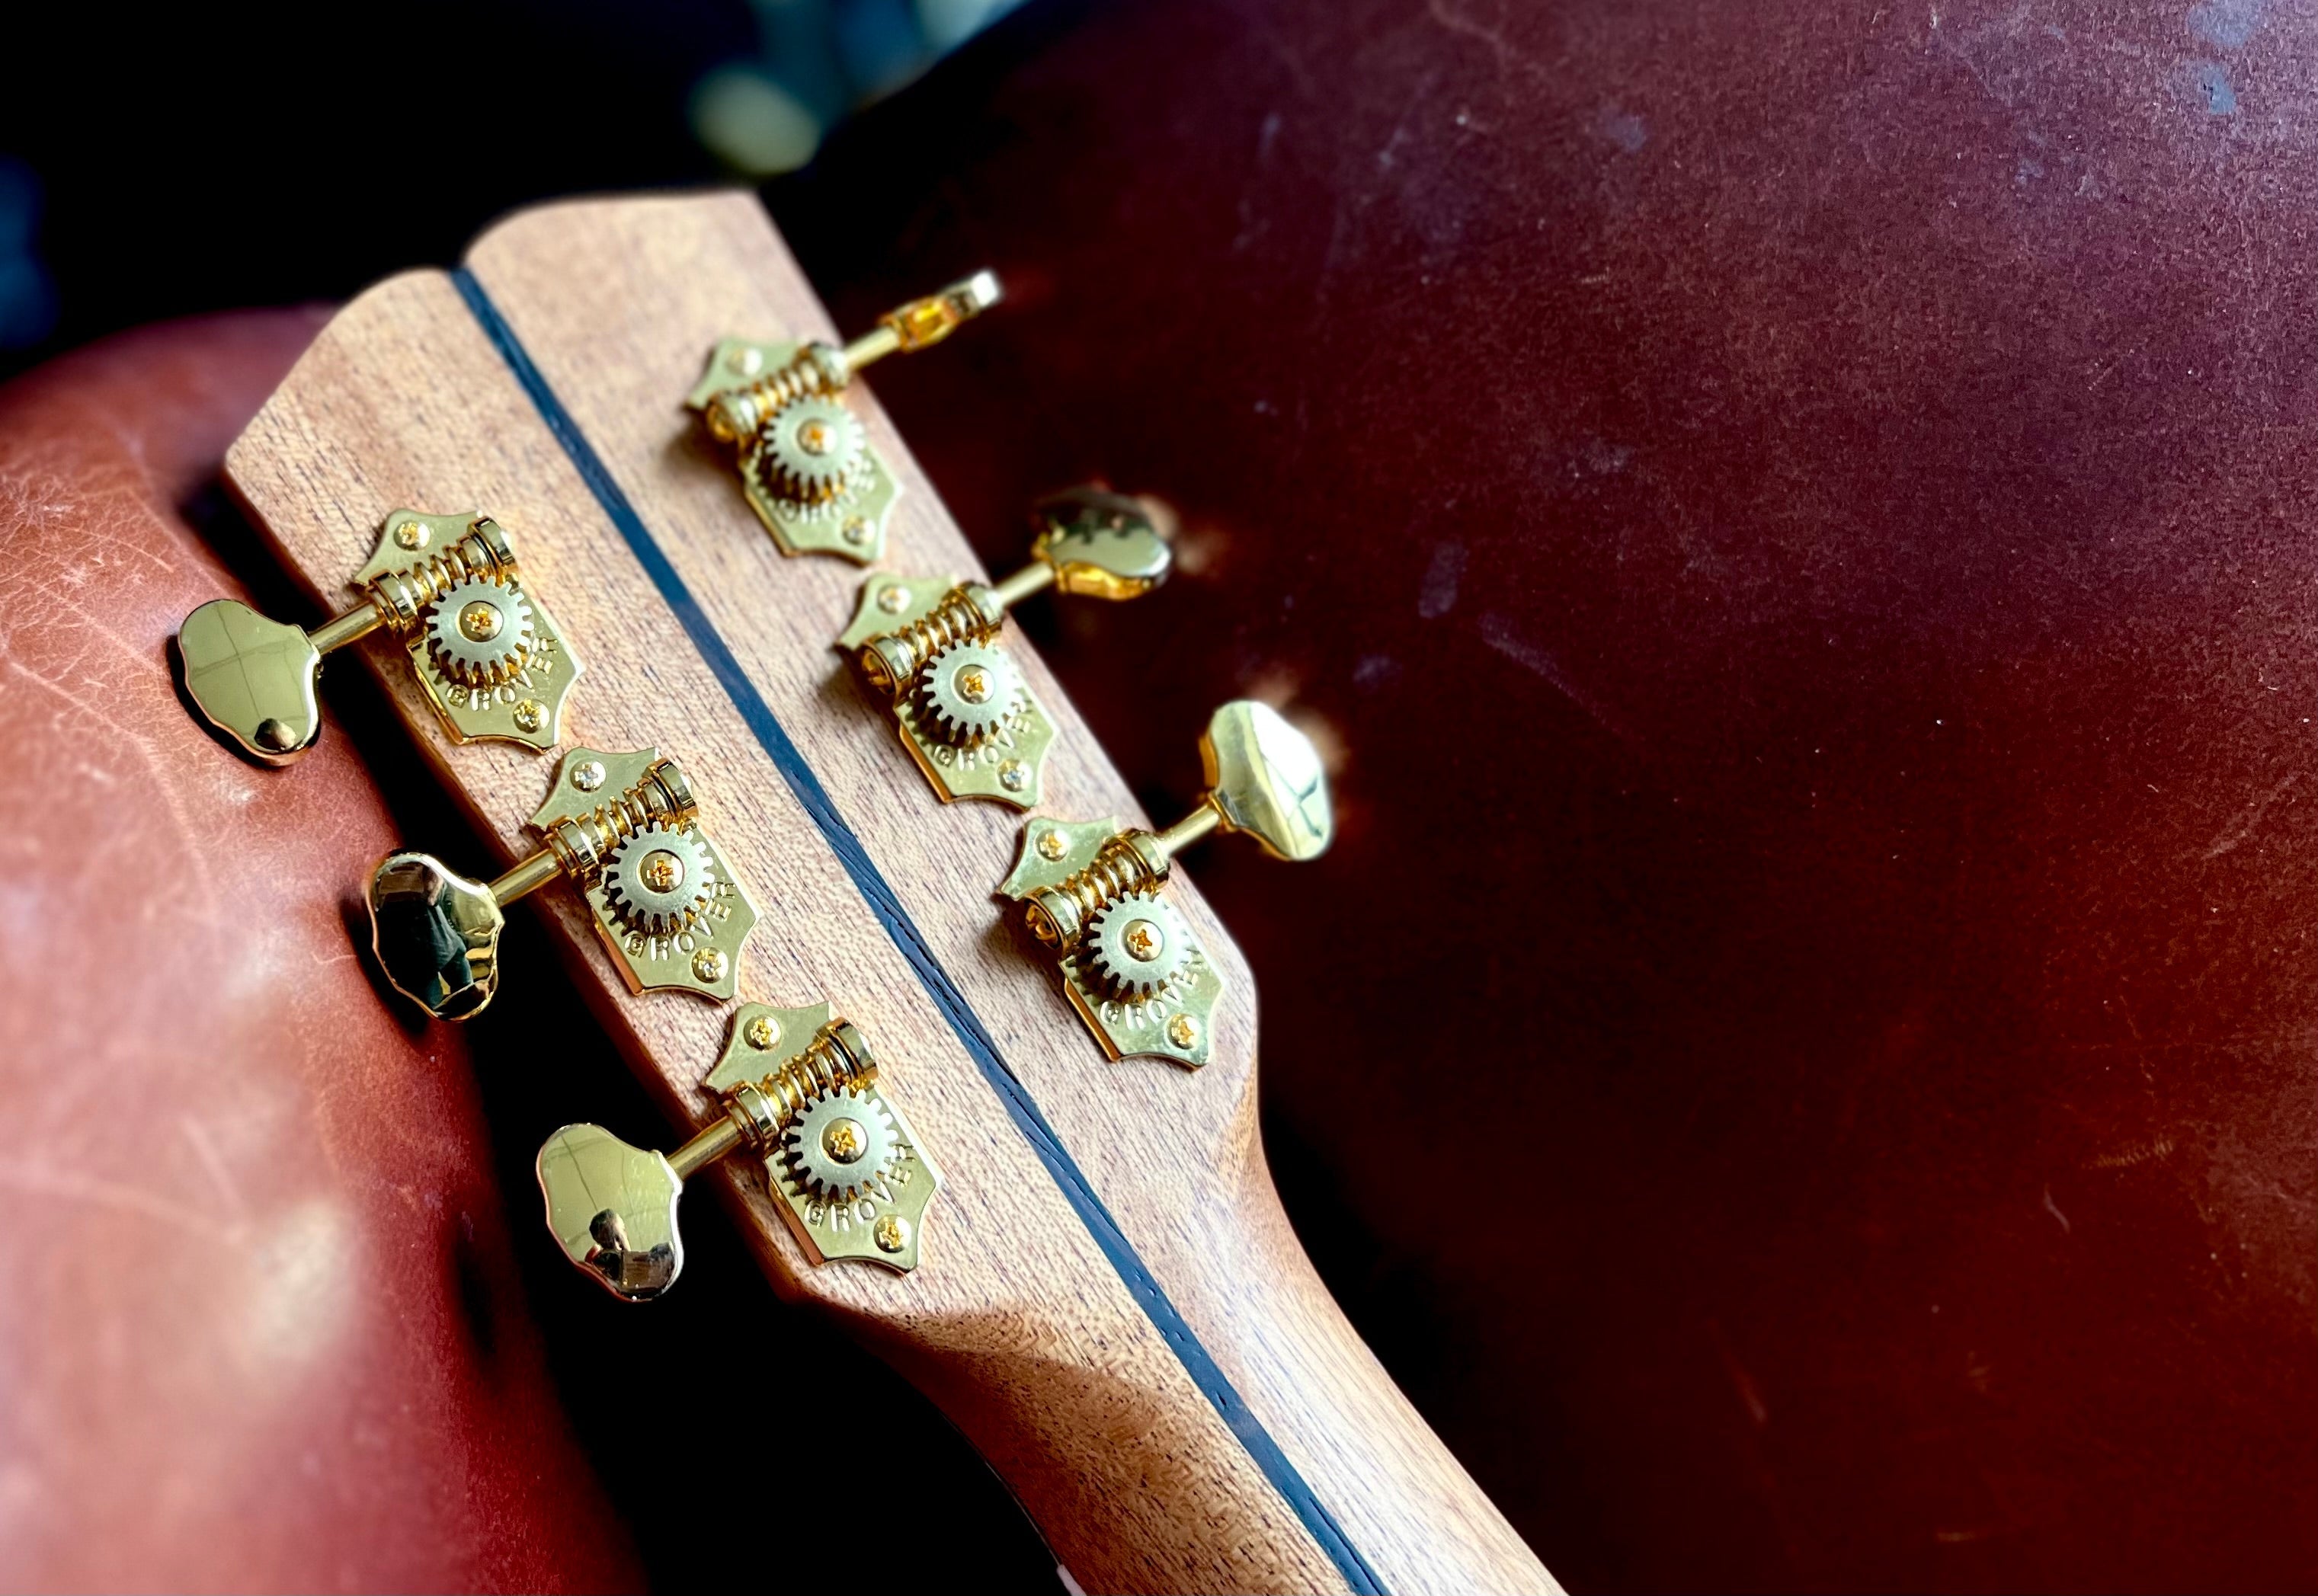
left=0, top=2, right=878, bottom=370
left=11, top=2, right=2318, bottom=1591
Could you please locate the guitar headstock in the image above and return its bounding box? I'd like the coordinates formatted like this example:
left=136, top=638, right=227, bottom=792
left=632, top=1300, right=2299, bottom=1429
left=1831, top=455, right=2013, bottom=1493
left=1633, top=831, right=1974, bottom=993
left=213, top=192, right=1543, bottom=1595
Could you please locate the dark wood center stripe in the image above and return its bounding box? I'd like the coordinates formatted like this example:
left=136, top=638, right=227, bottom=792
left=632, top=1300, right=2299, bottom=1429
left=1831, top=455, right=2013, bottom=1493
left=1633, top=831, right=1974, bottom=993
left=451, top=267, right=1387, bottom=1596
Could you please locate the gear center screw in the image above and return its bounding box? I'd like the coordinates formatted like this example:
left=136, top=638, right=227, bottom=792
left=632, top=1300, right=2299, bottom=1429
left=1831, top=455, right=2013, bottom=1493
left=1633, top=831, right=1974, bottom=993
left=640, top=849, right=684, bottom=893
left=458, top=599, right=504, bottom=641
left=823, top=1119, right=866, bottom=1163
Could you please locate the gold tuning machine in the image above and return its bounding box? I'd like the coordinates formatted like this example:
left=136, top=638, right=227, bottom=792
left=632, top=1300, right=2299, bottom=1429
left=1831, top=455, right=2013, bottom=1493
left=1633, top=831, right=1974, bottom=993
left=686, top=272, right=1002, bottom=565
left=837, top=487, right=1172, bottom=809
left=997, top=701, right=1333, bottom=1067
left=175, top=510, right=580, bottom=766
left=365, top=747, right=759, bottom=1020
left=536, top=1002, right=941, bottom=1300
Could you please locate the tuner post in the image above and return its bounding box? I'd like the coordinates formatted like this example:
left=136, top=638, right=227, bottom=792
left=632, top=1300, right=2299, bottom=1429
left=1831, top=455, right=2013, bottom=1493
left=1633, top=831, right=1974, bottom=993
left=174, top=510, right=583, bottom=766
left=537, top=1003, right=941, bottom=1300
left=838, top=487, right=1173, bottom=811
left=996, top=701, right=1333, bottom=1068
left=687, top=271, right=1004, bottom=565
left=365, top=748, right=759, bottom=1021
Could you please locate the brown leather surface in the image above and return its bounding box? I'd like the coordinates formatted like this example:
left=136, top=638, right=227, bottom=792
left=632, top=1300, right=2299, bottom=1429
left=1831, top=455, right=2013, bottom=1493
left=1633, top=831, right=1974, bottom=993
left=0, top=313, right=642, bottom=1592
left=773, top=1, right=2318, bottom=1588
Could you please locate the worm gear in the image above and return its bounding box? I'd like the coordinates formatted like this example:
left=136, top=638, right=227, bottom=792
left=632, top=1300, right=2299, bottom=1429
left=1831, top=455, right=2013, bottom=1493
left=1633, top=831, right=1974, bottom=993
left=600, top=824, right=715, bottom=936
left=424, top=577, right=536, bottom=686
left=914, top=639, right=1023, bottom=747
left=1083, top=891, right=1193, bottom=999
left=754, top=395, right=866, bottom=506
left=782, top=1086, right=898, bottom=1202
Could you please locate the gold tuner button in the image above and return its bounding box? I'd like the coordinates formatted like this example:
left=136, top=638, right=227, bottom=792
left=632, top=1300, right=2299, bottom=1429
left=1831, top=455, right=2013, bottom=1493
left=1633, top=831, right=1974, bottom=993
left=363, top=747, right=760, bottom=1022
left=174, top=510, right=582, bottom=766
left=995, top=701, right=1333, bottom=1069
left=537, top=1003, right=943, bottom=1300
left=684, top=272, right=1003, bottom=566
left=836, top=487, right=1174, bottom=811
left=175, top=598, right=327, bottom=765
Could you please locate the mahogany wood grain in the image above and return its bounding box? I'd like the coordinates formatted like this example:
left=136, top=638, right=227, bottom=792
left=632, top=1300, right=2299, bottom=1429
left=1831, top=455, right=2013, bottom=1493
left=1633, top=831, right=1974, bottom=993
left=221, top=191, right=1551, bottom=1596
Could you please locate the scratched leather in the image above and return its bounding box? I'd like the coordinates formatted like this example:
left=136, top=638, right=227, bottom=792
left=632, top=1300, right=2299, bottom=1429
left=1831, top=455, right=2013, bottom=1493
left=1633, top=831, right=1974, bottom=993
left=776, top=1, right=2318, bottom=1587
left=0, top=313, right=641, bottom=1591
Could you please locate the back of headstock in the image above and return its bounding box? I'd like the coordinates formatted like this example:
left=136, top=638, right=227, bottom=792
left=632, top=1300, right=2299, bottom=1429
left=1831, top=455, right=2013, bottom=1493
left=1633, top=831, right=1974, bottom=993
left=216, top=190, right=1549, bottom=1595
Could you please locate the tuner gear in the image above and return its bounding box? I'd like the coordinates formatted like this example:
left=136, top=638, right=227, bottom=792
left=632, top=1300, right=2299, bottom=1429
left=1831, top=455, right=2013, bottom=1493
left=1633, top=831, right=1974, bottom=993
left=600, top=824, right=716, bottom=936
left=914, top=638, right=1024, bottom=747
left=1084, top=891, right=1193, bottom=999
left=783, top=1086, right=900, bottom=1202
left=423, top=577, right=536, bottom=686
left=755, top=395, right=866, bottom=505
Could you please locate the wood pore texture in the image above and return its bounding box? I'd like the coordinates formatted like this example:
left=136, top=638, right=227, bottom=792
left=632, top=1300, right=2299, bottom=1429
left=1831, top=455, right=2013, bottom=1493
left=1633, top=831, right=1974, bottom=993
left=223, top=191, right=1551, bottom=1596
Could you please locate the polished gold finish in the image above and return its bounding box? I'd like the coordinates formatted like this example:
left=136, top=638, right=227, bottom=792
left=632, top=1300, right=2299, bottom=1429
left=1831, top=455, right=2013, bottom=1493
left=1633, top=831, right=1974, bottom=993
left=174, top=510, right=582, bottom=766
left=536, top=1003, right=943, bottom=1299
left=305, top=605, right=383, bottom=656
left=997, top=701, right=1333, bottom=1067
left=686, top=272, right=1001, bottom=565
left=364, top=746, right=759, bottom=1020
left=488, top=847, right=565, bottom=905
left=837, top=488, right=1172, bottom=809
left=664, top=1114, right=746, bottom=1182
left=1154, top=803, right=1225, bottom=858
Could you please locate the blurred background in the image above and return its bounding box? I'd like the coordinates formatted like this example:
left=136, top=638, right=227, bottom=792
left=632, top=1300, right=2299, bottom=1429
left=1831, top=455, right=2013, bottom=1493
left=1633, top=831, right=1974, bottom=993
left=0, top=0, right=1028, bottom=375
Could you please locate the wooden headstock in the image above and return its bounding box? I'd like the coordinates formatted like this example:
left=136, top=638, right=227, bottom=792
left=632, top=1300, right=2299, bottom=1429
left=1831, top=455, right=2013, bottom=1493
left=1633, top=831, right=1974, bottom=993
left=219, top=191, right=1550, bottom=1595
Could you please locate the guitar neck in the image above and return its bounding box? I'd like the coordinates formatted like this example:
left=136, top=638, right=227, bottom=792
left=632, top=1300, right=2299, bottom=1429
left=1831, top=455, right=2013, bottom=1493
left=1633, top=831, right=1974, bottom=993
left=223, top=191, right=1549, bottom=1595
